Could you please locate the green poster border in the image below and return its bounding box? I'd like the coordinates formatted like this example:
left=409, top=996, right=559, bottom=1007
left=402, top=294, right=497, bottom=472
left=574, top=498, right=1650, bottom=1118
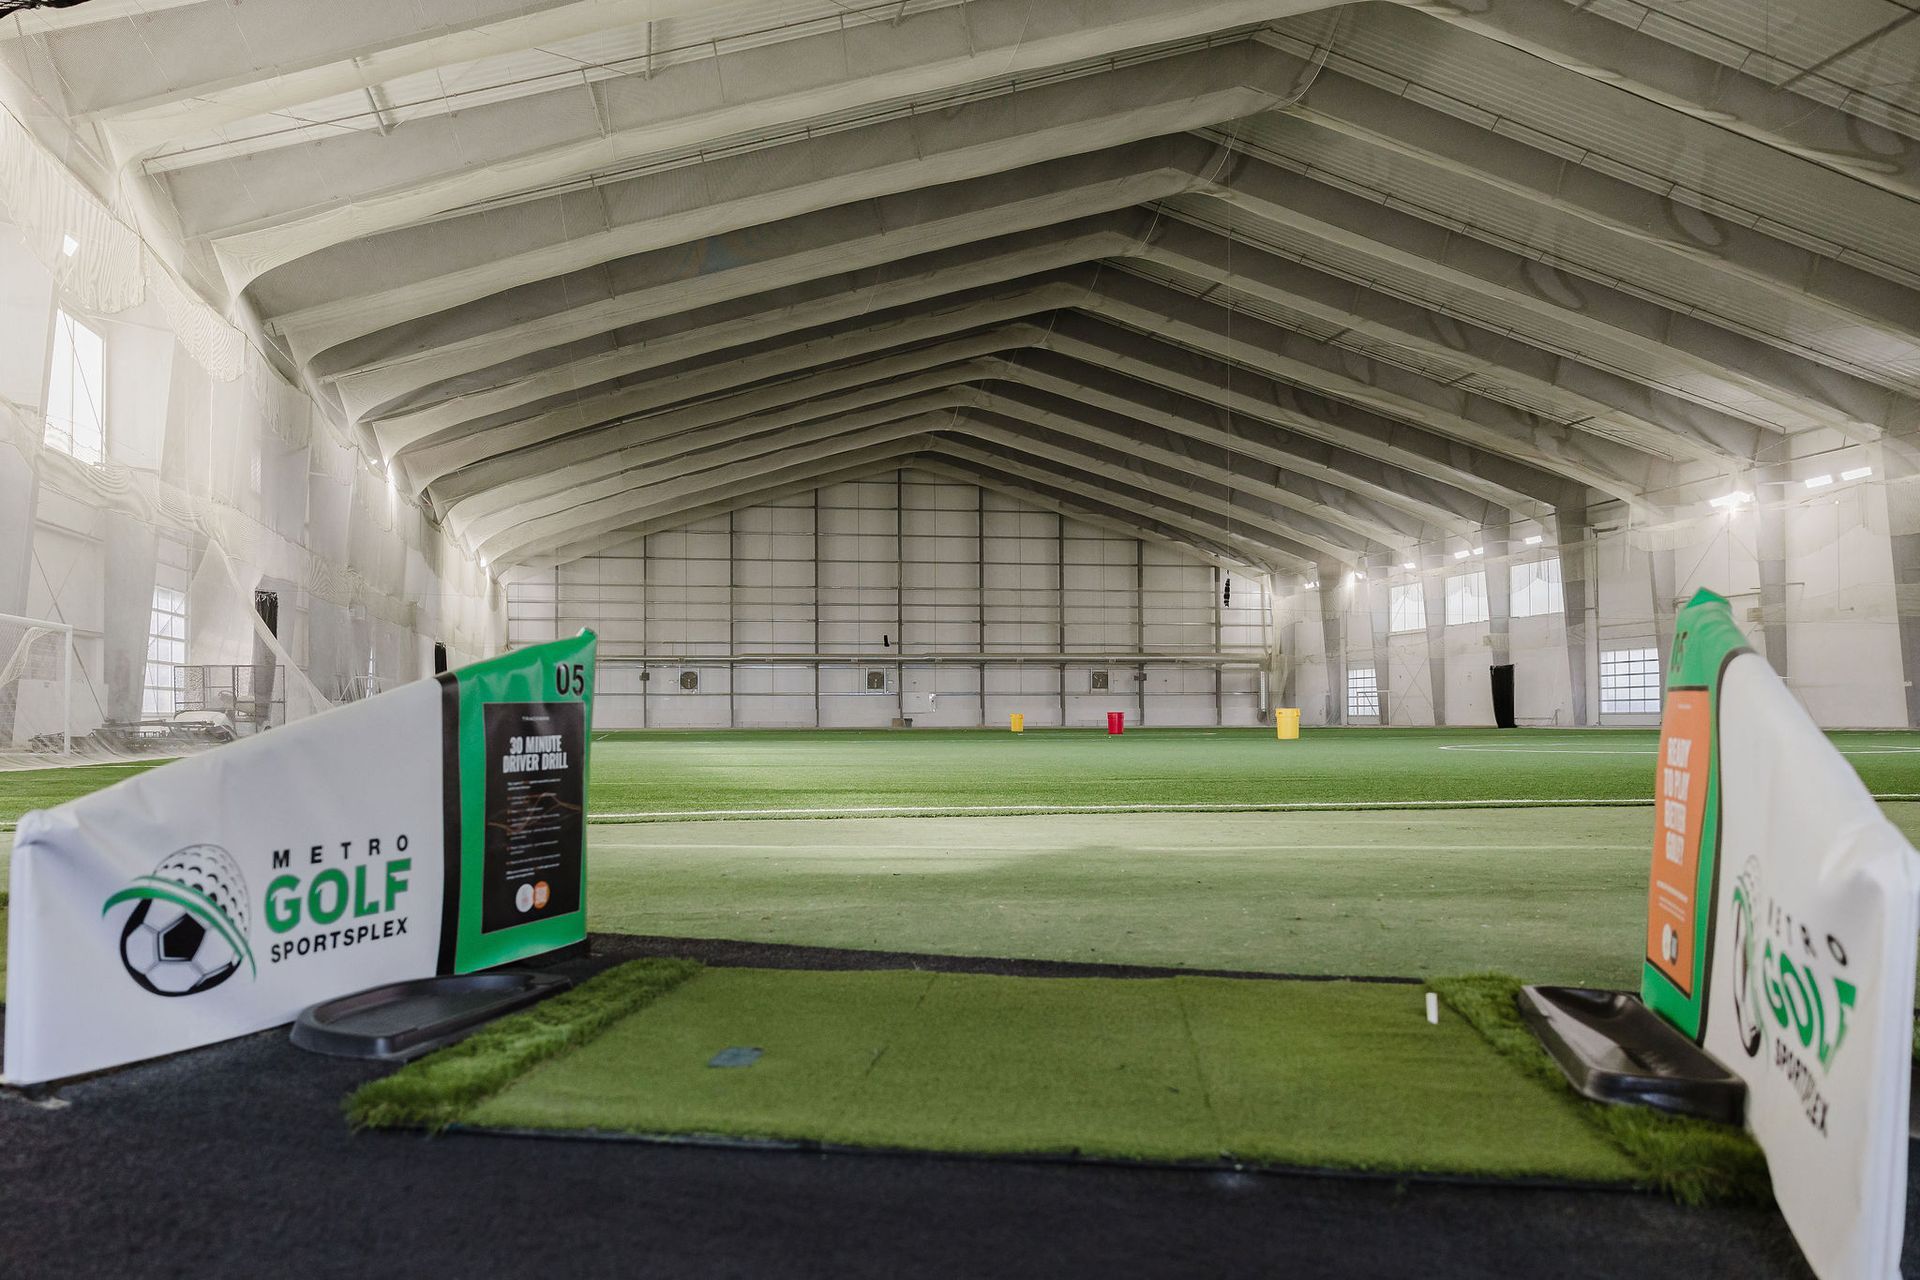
left=445, top=630, right=597, bottom=974
left=1640, top=589, right=1749, bottom=1040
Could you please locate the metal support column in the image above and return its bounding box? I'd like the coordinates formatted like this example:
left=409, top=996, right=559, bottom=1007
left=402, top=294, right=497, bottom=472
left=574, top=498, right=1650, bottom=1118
left=895, top=470, right=906, bottom=725
left=812, top=489, right=822, bottom=729
left=977, top=485, right=987, bottom=728
left=1135, top=538, right=1146, bottom=727
left=727, top=509, right=737, bottom=730
left=1213, top=566, right=1224, bottom=726
left=1057, top=512, right=1068, bottom=727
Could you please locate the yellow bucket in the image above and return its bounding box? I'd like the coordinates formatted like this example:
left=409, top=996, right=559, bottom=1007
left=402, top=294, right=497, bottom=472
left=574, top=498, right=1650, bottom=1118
left=1010, top=713, right=1024, bottom=734
left=1274, top=707, right=1300, bottom=740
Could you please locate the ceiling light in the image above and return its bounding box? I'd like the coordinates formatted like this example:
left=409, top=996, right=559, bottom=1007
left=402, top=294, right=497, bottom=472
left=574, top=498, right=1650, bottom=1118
left=1454, top=549, right=1469, bottom=560
left=60, top=234, right=78, bottom=258
left=1471, top=547, right=1484, bottom=556
left=1523, top=534, right=1543, bottom=546
left=1804, top=475, right=1833, bottom=489
left=1708, top=491, right=1753, bottom=509
left=1350, top=571, right=1365, bottom=583
left=1402, top=562, right=1416, bottom=570
left=1303, top=580, right=1318, bottom=590
left=1841, top=466, right=1874, bottom=482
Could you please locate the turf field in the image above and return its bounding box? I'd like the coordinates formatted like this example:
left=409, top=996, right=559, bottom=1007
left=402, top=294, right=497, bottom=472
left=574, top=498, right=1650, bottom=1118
left=7, top=726, right=1919, bottom=829
left=5, top=724, right=1904, bottom=1223
left=4, top=728, right=1919, bottom=993
left=459, top=966, right=1639, bottom=1179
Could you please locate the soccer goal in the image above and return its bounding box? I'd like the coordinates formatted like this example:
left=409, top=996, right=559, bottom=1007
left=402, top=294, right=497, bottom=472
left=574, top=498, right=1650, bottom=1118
left=0, top=610, right=75, bottom=759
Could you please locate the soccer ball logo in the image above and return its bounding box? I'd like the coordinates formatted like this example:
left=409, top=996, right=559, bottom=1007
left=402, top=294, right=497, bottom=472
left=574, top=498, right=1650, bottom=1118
left=103, top=846, right=255, bottom=997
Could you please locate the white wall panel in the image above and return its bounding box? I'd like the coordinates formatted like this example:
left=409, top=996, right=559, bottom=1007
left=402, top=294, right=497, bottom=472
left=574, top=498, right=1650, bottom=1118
left=508, top=469, right=1267, bottom=728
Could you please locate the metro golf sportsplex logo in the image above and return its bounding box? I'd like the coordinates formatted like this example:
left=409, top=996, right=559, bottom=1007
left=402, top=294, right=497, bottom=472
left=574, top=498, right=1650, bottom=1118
left=101, top=845, right=256, bottom=997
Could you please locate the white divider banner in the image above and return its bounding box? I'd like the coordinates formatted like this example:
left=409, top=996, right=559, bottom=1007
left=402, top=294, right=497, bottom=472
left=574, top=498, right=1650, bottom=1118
left=4, top=632, right=596, bottom=1085
left=1706, top=651, right=1918, bottom=1280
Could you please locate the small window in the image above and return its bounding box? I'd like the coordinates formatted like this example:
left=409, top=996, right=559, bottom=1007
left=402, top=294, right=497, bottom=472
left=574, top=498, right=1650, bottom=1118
left=1347, top=666, right=1380, bottom=719
left=866, top=669, right=886, bottom=691
left=45, top=309, right=105, bottom=466
left=678, top=670, right=699, bottom=691
left=1389, top=583, right=1425, bottom=634
left=1510, top=558, right=1564, bottom=619
left=1600, top=647, right=1662, bottom=715
left=1445, top=571, right=1489, bottom=626
left=1090, top=671, right=1110, bottom=691
left=142, top=586, right=187, bottom=717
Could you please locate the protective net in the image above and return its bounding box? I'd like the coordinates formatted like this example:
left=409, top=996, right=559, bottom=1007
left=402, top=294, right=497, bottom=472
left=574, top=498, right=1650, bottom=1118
left=0, top=103, right=503, bottom=773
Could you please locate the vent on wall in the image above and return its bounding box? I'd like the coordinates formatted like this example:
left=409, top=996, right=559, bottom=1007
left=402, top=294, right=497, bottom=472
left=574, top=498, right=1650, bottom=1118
left=678, top=671, right=699, bottom=691
left=866, top=669, right=887, bottom=691
left=1091, top=671, right=1110, bottom=690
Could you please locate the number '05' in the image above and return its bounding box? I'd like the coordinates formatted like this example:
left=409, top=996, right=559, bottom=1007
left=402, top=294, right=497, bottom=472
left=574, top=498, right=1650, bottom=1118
left=554, top=663, right=586, bottom=696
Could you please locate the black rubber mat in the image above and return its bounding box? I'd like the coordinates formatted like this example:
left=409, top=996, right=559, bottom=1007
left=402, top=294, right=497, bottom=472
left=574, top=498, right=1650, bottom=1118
left=0, top=935, right=1842, bottom=1279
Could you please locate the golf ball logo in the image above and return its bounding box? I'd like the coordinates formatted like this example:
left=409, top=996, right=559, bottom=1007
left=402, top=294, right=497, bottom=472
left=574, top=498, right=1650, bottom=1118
left=102, top=845, right=256, bottom=997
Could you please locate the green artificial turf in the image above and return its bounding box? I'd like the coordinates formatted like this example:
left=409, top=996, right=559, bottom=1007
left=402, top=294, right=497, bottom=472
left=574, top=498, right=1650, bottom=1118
left=0, top=762, right=162, bottom=829
left=7, top=727, right=1918, bottom=829
left=1432, top=974, right=1770, bottom=1205
left=586, top=807, right=1660, bottom=988
left=440, top=964, right=1640, bottom=1184
left=581, top=726, right=1920, bottom=819
left=346, top=958, right=701, bottom=1131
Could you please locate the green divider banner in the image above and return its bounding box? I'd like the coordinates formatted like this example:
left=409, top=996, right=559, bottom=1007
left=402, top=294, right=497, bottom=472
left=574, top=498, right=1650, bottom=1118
left=2, top=632, right=595, bottom=1085
left=1644, top=590, right=1917, bottom=1279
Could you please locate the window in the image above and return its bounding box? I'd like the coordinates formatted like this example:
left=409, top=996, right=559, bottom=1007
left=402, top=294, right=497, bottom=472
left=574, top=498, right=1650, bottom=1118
left=1347, top=665, right=1380, bottom=719
left=1510, top=558, right=1564, bottom=619
left=1444, top=571, right=1489, bottom=625
left=44, top=309, right=105, bottom=465
left=142, top=586, right=187, bottom=717
left=1389, top=583, right=1426, bottom=633
left=1600, top=647, right=1662, bottom=715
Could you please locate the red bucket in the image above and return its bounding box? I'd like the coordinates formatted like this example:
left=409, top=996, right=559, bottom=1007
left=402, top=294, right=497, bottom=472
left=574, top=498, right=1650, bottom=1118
left=1107, top=711, right=1125, bottom=735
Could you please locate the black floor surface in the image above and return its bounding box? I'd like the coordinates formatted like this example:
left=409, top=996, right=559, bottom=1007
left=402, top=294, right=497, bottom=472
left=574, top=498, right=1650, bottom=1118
left=0, top=935, right=1862, bottom=1279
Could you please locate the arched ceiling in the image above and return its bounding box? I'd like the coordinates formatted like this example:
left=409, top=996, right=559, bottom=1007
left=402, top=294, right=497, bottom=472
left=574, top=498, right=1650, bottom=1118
left=6, top=0, right=1918, bottom=576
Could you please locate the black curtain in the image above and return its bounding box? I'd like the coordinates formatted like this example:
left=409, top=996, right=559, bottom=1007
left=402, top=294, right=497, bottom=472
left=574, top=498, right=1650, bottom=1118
left=1490, top=663, right=1516, bottom=729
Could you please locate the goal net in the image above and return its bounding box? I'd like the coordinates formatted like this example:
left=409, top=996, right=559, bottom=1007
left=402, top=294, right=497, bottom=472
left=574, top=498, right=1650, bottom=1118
left=0, top=611, right=73, bottom=765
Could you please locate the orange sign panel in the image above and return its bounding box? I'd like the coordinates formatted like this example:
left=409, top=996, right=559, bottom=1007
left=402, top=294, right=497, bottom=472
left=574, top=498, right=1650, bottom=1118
left=1645, top=690, right=1710, bottom=993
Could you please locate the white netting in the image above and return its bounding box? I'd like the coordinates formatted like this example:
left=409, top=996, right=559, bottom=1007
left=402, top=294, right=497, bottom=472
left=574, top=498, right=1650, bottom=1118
left=0, top=100, right=504, bottom=773
left=0, top=615, right=69, bottom=758
left=1274, top=467, right=1919, bottom=731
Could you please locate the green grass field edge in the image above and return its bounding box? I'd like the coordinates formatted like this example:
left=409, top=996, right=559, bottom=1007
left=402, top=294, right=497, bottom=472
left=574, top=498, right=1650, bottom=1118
left=1431, top=974, right=1771, bottom=1206
left=345, top=958, right=701, bottom=1132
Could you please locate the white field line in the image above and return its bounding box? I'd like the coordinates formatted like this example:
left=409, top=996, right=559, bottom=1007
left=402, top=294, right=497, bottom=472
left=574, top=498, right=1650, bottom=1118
left=10, top=790, right=1920, bottom=831
left=599, top=840, right=1646, bottom=851
left=585, top=798, right=1657, bottom=821
left=584, top=794, right=1920, bottom=822
left=1438, top=744, right=1920, bottom=755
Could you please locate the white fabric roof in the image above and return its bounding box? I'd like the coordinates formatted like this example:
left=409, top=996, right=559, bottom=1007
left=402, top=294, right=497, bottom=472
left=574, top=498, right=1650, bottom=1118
left=5, top=0, right=1916, bottom=572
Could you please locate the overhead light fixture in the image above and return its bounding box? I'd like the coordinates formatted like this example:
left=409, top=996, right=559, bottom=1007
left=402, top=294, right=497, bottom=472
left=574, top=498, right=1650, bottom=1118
left=1471, top=547, right=1485, bottom=556
left=1708, top=491, right=1753, bottom=509
left=60, top=234, right=78, bottom=258
left=1350, top=571, right=1365, bottom=583
left=1804, top=474, right=1833, bottom=489
left=1454, top=549, right=1469, bottom=560
left=1303, top=580, right=1318, bottom=590
left=1402, top=561, right=1416, bottom=570
left=1841, top=466, right=1874, bottom=482
left=1523, top=534, right=1543, bottom=546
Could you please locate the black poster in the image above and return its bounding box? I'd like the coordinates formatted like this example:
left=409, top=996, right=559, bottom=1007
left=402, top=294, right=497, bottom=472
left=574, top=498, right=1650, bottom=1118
left=480, top=701, right=585, bottom=934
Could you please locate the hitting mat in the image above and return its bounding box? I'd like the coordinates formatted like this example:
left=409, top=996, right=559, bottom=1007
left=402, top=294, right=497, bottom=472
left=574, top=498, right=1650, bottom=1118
left=434, top=965, right=1637, bottom=1181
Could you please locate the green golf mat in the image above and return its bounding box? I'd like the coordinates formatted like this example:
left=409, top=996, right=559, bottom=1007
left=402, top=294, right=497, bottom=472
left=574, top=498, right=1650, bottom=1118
left=450, top=966, right=1641, bottom=1182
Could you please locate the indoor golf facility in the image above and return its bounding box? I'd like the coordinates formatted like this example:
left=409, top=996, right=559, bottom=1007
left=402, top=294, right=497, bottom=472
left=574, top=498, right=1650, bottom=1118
left=1, top=0, right=1918, bottom=1277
